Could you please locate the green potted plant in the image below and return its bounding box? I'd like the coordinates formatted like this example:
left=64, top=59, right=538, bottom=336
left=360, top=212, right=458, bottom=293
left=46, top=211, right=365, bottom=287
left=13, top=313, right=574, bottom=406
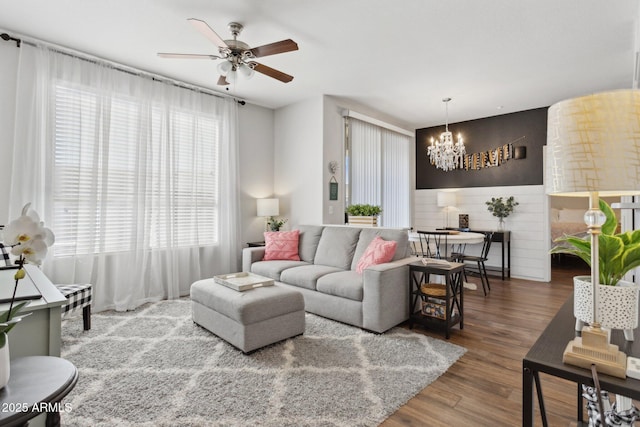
left=346, top=204, right=382, bottom=227
left=485, top=196, right=518, bottom=230
left=266, top=217, right=287, bottom=232
left=551, top=199, right=640, bottom=337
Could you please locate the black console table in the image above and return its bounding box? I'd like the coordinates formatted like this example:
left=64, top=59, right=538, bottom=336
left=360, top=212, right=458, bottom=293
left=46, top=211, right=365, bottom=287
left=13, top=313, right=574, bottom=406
left=469, top=230, right=510, bottom=279
left=523, top=294, right=640, bottom=426
left=0, top=356, right=78, bottom=426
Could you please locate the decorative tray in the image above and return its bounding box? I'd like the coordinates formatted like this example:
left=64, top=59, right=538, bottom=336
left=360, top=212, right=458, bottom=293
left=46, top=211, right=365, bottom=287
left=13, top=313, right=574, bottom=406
left=214, top=272, right=274, bottom=292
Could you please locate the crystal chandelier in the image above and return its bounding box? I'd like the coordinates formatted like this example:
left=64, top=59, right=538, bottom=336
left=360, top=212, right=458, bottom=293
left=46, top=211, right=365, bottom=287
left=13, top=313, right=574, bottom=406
left=427, top=98, right=466, bottom=171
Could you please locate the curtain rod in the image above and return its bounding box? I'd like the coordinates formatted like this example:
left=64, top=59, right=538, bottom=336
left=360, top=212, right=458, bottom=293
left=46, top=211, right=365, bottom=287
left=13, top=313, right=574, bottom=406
left=0, top=31, right=246, bottom=105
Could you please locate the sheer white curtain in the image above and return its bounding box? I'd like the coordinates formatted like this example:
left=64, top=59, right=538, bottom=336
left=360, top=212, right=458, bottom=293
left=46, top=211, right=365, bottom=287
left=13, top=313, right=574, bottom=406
left=348, top=118, right=411, bottom=228
left=10, top=44, right=240, bottom=312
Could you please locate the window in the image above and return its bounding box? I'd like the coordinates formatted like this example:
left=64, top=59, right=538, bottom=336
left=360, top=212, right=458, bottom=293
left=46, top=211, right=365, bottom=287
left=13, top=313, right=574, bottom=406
left=52, top=82, right=219, bottom=256
left=347, top=117, right=411, bottom=228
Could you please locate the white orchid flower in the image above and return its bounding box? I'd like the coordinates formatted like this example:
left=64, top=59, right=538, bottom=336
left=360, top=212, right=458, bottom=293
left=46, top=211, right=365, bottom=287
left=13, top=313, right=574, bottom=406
left=3, top=203, right=55, bottom=263
left=11, top=237, right=49, bottom=265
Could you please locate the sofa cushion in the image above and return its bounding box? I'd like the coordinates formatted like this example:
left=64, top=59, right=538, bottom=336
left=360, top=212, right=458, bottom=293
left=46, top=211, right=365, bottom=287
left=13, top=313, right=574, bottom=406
left=263, top=230, right=301, bottom=261
left=350, top=228, right=409, bottom=270
left=294, top=225, right=325, bottom=263
left=316, top=270, right=364, bottom=302
left=314, top=226, right=362, bottom=270
left=250, top=260, right=310, bottom=281
left=280, top=264, right=343, bottom=291
left=355, top=236, right=397, bottom=274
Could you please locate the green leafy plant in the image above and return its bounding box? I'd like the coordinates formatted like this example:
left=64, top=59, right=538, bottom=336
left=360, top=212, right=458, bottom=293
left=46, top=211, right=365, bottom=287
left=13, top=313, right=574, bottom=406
left=345, top=204, right=382, bottom=216
left=551, top=199, right=640, bottom=286
left=485, top=196, right=519, bottom=219
left=267, top=217, right=288, bottom=232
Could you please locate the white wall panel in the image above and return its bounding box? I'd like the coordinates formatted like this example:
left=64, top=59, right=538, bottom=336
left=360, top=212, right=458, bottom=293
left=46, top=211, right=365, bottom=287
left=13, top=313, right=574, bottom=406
left=414, top=185, right=550, bottom=281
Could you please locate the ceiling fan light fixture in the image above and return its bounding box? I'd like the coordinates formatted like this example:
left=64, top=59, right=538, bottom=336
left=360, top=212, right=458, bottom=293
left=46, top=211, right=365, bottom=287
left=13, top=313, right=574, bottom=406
left=239, top=63, right=254, bottom=79
left=226, top=68, right=238, bottom=83
left=217, top=61, right=232, bottom=76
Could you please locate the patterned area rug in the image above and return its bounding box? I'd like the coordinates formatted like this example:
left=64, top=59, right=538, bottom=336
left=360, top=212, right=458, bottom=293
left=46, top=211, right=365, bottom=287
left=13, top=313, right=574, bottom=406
left=60, top=299, right=465, bottom=426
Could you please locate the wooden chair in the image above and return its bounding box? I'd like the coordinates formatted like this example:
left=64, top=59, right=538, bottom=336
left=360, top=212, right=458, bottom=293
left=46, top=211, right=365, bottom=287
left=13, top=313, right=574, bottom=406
left=457, top=231, right=494, bottom=296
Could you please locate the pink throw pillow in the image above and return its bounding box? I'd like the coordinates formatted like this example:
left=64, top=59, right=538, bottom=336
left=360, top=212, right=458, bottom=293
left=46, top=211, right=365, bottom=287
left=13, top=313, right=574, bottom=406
left=263, top=230, right=301, bottom=261
left=356, top=236, right=397, bottom=274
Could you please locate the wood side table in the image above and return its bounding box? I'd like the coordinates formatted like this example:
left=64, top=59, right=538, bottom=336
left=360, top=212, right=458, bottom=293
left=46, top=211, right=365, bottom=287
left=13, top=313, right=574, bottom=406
left=0, top=356, right=78, bottom=427
left=408, top=261, right=465, bottom=339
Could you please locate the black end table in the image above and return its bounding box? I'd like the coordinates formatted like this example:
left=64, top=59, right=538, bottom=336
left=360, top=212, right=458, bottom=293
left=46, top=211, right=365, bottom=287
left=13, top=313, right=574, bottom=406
left=408, top=260, right=465, bottom=339
left=523, top=294, right=640, bottom=426
left=0, top=356, right=78, bottom=427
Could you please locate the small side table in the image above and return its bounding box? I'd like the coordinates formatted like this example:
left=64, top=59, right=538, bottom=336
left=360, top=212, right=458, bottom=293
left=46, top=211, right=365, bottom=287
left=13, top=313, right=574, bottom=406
left=0, top=356, right=78, bottom=427
left=408, top=261, right=465, bottom=339
left=247, top=241, right=266, bottom=247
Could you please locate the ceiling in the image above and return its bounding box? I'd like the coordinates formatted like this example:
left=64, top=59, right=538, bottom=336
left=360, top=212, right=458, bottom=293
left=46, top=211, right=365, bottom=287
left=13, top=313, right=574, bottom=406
left=1, top=0, right=638, bottom=130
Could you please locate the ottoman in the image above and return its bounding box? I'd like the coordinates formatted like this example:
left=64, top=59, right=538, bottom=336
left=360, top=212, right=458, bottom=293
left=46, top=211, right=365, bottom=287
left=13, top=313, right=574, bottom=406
left=190, top=279, right=305, bottom=353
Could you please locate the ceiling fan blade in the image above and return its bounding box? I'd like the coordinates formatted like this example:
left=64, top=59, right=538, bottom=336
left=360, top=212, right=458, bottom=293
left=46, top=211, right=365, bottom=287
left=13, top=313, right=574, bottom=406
left=217, top=75, right=229, bottom=86
left=251, top=62, right=294, bottom=83
left=188, top=18, right=228, bottom=49
left=249, top=39, right=298, bottom=58
left=157, top=53, right=219, bottom=60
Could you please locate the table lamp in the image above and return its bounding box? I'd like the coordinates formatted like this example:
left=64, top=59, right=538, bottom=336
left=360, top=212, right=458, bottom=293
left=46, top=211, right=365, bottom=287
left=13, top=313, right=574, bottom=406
left=546, top=89, right=640, bottom=378
left=257, top=198, right=279, bottom=231
left=437, top=191, right=457, bottom=229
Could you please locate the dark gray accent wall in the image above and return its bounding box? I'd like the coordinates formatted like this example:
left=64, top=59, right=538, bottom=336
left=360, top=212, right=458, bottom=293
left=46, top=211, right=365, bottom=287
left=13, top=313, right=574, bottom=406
left=415, top=107, right=548, bottom=189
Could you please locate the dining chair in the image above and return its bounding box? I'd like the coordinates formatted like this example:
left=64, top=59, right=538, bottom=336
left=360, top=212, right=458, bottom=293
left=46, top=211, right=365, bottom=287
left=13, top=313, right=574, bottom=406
left=415, top=230, right=450, bottom=259
left=457, top=231, right=494, bottom=296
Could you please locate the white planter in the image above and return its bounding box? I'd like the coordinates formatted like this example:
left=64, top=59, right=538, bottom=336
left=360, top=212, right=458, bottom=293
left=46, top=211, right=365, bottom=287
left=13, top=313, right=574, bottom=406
left=348, top=216, right=378, bottom=227
left=0, top=334, right=10, bottom=389
left=574, top=276, right=640, bottom=331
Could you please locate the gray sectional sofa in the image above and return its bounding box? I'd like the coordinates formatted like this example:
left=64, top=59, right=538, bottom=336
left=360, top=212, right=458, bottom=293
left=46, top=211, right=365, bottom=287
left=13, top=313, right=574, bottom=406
left=242, top=225, right=415, bottom=333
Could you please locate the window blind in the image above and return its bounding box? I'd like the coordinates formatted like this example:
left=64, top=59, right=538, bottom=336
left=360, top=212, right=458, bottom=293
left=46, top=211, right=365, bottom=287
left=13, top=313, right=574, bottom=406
left=348, top=117, right=411, bottom=228
left=52, top=83, right=219, bottom=257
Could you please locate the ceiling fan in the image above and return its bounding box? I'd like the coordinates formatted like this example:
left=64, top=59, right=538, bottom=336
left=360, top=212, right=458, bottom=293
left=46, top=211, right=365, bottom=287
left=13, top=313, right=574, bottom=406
left=158, top=19, right=298, bottom=85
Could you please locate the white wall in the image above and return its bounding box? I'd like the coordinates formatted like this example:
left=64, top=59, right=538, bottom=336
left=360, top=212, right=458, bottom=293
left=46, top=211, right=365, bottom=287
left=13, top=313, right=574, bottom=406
left=238, top=103, right=276, bottom=244
left=273, top=97, right=324, bottom=225
left=414, top=185, right=550, bottom=281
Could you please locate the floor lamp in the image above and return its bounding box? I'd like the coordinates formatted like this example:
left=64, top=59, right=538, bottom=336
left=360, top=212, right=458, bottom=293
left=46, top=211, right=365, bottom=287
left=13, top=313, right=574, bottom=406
left=546, top=89, right=640, bottom=378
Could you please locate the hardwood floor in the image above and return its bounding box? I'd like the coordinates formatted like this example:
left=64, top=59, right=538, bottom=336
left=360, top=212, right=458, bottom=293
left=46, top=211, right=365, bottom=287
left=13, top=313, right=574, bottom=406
left=381, top=260, right=591, bottom=427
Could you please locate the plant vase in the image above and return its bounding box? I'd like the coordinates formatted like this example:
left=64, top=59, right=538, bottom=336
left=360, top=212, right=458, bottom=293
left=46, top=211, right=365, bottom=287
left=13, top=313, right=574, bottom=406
left=573, top=276, right=640, bottom=341
left=497, top=218, right=505, bottom=231
left=0, top=333, right=9, bottom=389
left=348, top=216, right=378, bottom=227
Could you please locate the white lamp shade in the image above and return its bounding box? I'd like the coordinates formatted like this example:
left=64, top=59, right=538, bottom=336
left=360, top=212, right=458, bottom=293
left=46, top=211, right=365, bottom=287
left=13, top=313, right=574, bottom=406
left=239, top=63, right=254, bottom=79
left=546, top=89, right=640, bottom=196
left=437, top=191, right=456, bottom=208
left=217, top=61, right=232, bottom=76
left=257, top=198, right=279, bottom=217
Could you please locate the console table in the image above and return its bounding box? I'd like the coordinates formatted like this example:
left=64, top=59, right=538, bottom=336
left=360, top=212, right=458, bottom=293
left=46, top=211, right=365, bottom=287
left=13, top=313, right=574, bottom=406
left=522, top=294, right=640, bottom=426
left=408, top=261, right=465, bottom=339
left=469, top=230, right=510, bottom=279
left=0, top=356, right=78, bottom=427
